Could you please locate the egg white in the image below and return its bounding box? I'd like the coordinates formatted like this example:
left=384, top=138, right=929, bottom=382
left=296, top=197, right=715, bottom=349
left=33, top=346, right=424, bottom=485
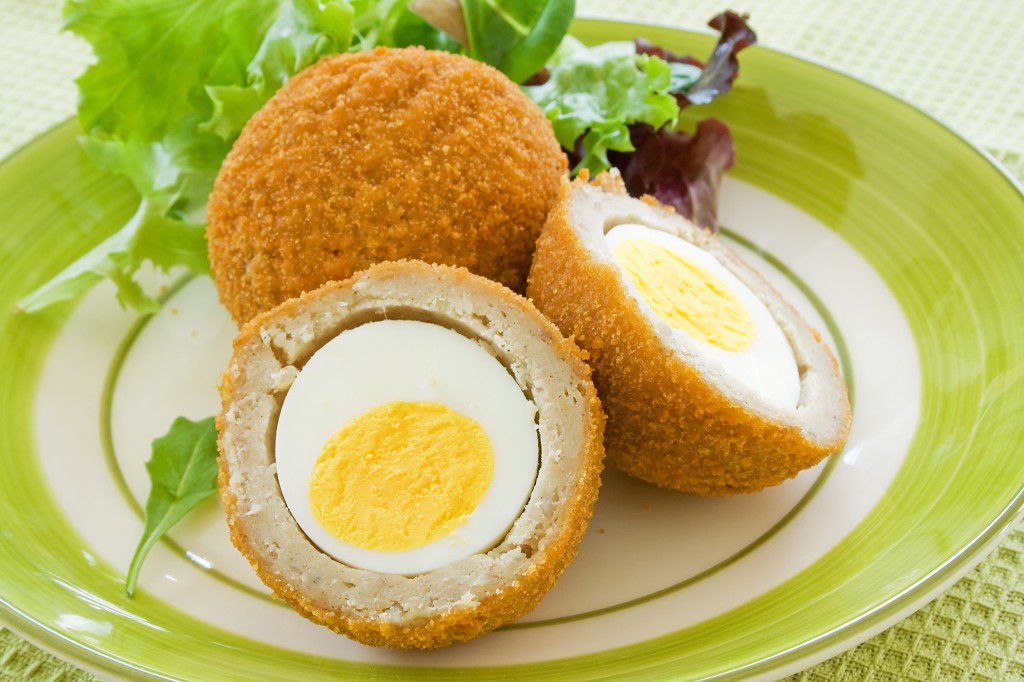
left=606, top=223, right=800, bottom=411
left=275, top=319, right=539, bottom=576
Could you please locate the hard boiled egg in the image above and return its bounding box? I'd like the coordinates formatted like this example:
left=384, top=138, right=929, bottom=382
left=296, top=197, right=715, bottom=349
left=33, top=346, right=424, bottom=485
left=605, top=223, right=800, bottom=411
left=275, top=319, right=539, bottom=576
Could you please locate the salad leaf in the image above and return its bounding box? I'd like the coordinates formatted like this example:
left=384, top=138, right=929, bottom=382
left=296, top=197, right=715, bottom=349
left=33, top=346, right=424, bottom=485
left=667, top=61, right=702, bottom=94
left=524, top=41, right=679, bottom=174
left=18, top=189, right=206, bottom=313
left=608, top=119, right=736, bottom=230
left=526, top=11, right=755, bottom=180
left=202, top=0, right=357, bottom=142
left=350, top=0, right=461, bottom=55
left=462, top=0, right=575, bottom=83
left=125, top=416, right=219, bottom=596
left=635, top=11, right=757, bottom=107
left=374, top=4, right=462, bottom=51
left=685, top=11, right=757, bottom=106
left=533, top=11, right=755, bottom=228
left=20, top=0, right=357, bottom=314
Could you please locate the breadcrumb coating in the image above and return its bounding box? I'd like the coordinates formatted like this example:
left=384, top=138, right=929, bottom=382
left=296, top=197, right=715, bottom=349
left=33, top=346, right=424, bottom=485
left=527, top=173, right=851, bottom=495
left=207, top=47, right=567, bottom=325
left=218, top=261, right=605, bottom=647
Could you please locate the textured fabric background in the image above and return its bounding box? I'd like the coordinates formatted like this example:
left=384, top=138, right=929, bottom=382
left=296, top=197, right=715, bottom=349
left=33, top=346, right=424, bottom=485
left=1, top=0, right=1022, bottom=679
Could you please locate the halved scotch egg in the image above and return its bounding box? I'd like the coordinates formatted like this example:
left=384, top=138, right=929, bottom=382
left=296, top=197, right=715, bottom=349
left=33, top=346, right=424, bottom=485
left=217, top=261, right=604, bottom=648
left=527, top=172, right=851, bottom=495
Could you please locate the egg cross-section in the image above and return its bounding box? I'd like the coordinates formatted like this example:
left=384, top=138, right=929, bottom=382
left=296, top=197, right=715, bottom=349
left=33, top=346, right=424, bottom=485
left=276, top=319, right=540, bottom=576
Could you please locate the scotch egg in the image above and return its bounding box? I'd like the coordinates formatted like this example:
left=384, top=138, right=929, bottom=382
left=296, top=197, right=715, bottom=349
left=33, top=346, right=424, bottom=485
left=206, top=47, right=568, bottom=325
left=217, top=261, right=604, bottom=648
left=527, top=171, right=851, bottom=495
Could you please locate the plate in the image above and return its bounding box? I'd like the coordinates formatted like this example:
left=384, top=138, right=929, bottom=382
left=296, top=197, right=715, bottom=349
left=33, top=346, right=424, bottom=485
left=2, top=17, right=1023, bottom=682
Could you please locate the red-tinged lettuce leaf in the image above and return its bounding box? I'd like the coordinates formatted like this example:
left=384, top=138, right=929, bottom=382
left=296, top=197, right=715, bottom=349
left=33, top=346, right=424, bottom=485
left=524, top=40, right=679, bottom=175
left=607, top=119, right=736, bottom=231
left=588, top=11, right=755, bottom=228
left=686, top=11, right=757, bottom=105
left=635, top=10, right=757, bottom=107
left=634, top=38, right=703, bottom=94
left=633, top=38, right=703, bottom=68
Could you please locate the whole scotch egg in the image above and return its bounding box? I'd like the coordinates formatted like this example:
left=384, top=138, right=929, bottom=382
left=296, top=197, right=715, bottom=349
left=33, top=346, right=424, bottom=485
left=527, top=172, right=851, bottom=495
left=206, top=46, right=568, bottom=325
left=217, top=261, right=604, bottom=648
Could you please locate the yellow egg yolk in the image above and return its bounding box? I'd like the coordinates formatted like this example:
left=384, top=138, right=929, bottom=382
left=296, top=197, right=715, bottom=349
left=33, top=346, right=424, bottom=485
left=613, top=237, right=755, bottom=351
left=308, top=401, right=494, bottom=553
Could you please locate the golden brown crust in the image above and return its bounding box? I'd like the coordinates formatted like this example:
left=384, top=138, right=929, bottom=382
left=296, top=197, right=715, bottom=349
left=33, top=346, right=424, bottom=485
left=206, top=46, right=567, bottom=326
left=220, top=459, right=602, bottom=649
left=218, top=260, right=604, bottom=647
left=527, top=175, right=851, bottom=495
left=221, top=444, right=603, bottom=649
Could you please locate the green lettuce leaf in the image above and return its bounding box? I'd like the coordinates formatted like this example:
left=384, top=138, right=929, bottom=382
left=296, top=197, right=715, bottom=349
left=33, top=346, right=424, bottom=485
left=353, top=0, right=460, bottom=52
left=125, top=416, right=219, bottom=596
left=202, top=0, right=356, bottom=142
left=18, top=189, right=207, bottom=313
left=524, top=40, right=679, bottom=174
left=20, top=0, right=356, bottom=314
left=462, top=0, right=574, bottom=83
left=668, top=61, right=702, bottom=93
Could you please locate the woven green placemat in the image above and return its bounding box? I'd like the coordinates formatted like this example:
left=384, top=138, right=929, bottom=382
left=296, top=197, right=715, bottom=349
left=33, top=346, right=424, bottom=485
left=1, top=0, right=1022, bottom=680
